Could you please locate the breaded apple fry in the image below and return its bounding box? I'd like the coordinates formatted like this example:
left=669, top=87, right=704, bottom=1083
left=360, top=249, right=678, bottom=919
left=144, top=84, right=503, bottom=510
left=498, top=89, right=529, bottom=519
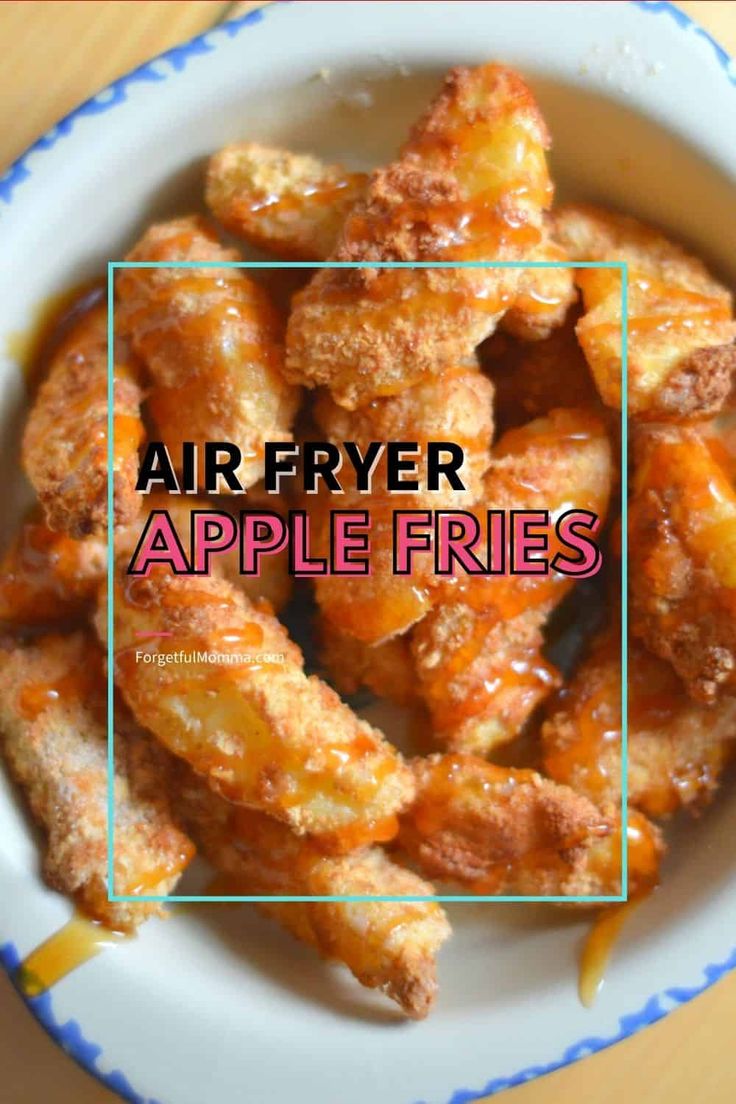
left=398, top=754, right=612, bottom=892
left=311, top=367, right=494, bottom=643
left=629, top=423, right=736, bottom=702
left=555, top=204, right=736, bottom=418
left=174, top=765, right=450, bottom=1019
left=104, top=566, right=414, bottom=850
left=286, top=63, right=554, bottom=408
left=0, top=633, right=194, bottom=930
left=206, top=143, right=367, bottom=260
left=411, top=408, right=613, bottom=754
left=542, top=628, right=736, bottom=818
left=399, top=755, right=663, bottom=899
left=22, top=304, right=143, bottom=537
left=116, top=216, right=299, bottom=489
left=208, top=143, right=573, bottom=341
left=0, top=512, right=106, bottom=626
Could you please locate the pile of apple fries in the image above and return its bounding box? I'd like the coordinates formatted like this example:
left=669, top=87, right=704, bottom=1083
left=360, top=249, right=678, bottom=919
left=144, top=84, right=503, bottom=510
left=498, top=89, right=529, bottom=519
left=2, top=61, right=736, bottom=1020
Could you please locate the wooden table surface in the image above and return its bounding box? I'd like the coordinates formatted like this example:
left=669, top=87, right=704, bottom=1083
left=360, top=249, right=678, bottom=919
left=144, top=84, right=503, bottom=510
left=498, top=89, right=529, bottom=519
left=1, top=2, right=735, bottom=1102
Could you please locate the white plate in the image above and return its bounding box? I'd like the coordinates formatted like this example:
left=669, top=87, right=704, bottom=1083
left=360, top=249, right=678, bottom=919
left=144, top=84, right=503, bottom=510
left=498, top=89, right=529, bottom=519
left=1, top=3, right=735, bottom=1102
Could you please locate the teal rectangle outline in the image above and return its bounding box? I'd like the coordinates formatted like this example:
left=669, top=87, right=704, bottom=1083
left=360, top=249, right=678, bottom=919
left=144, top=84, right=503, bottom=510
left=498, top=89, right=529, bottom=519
left=106, top=258, right=628, bottom=904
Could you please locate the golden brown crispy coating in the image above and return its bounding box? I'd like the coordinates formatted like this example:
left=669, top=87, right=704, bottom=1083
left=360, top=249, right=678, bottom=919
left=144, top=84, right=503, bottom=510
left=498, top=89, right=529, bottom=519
left=409, top=408, right=612, bottom=754
left=555, top=204, right=736, bottom=418
left=0, top=513, right=106, bottom=626
left=411, top=603, right=560, bottom=756
left=629, top=423, right=736, bottom=702
left=297, top=850, right=449, bottom=1019
left=310, top=368, right=494, bottom=644
left=399, top=754, right=663, bottom=899
left=175, top=765, right=450, bottom=1019
left=22, top=304, right=143, bottom=538
left=542, top=628, right=736, bottom=818
left=208, top=143, right=572, bottom=344
left=482, top=312, right=599, bottom=433
left=398, top=754, right=610, bottom=893
left=116, top=216, right=299, bottom=489
left=286, top=64, right=553, bottom=409
left=206, top=142, right=367, bottom=260
left=103, top=565, right=414, bottom=851
left=0, top=633, right=194, bottom=930
left=316, top=619, right=417, bottom=708
left=500, top=219, right=576, bottom=342
left=509, top=810, right=664, bottom=900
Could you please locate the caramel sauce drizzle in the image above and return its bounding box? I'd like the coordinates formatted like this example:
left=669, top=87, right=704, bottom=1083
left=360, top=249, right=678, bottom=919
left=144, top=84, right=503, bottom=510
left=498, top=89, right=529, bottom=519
left=6, top=279, right=105, bottom=394
left=16, top=913, right=130, bottom=998
left=579, top=900, right=639, bottom=1008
